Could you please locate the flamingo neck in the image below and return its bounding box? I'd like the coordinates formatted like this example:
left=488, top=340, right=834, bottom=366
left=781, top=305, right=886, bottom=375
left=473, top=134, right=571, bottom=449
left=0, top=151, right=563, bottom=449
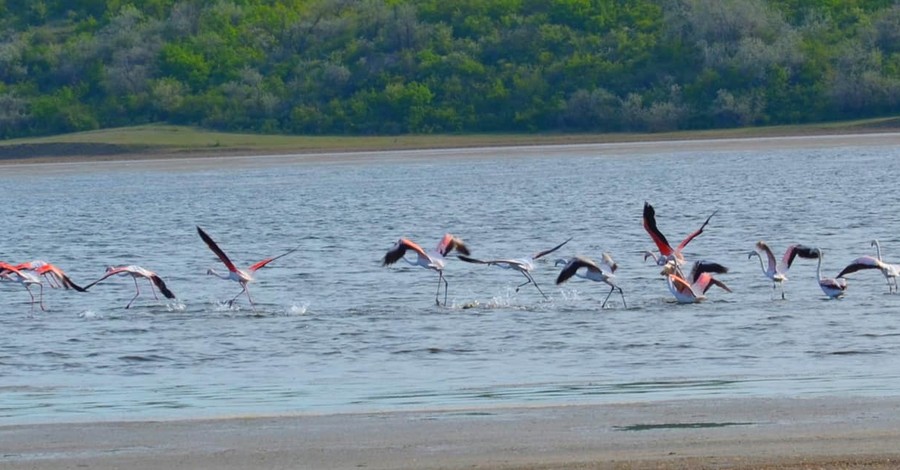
left=816, top=254, right=823, bottom=281
left=207, top=268, right=231, bottom=280
left=751, top=252, right=768, bottom=275
left=873, top=240, right=884, bottom=261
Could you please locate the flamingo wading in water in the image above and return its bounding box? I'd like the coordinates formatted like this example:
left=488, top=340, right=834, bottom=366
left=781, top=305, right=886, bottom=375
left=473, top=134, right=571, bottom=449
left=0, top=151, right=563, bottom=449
left=660, top=260, right=731, bottom=304
left=748, top=242, right=812, bottom=300
left=197, top=226, right=299, bottom=307
left=798, top=247, right=848, bottom=299
left=836, top=240, right=900, bottom=294
left=457, top=237, right=572, bottom=299
left=84, top=266, right=176, bottom=308
left=642, top=202, right=717, bottom=266
left=382, top=234, right=470, bottom=306
left=555, top=254, right=626, bottom=308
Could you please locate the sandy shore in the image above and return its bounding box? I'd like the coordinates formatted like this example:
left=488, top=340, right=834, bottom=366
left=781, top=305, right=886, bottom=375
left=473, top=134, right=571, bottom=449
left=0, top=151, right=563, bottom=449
left=2, top=132, right=899, bottom=175
left=3, top=396, right=900, bottom=469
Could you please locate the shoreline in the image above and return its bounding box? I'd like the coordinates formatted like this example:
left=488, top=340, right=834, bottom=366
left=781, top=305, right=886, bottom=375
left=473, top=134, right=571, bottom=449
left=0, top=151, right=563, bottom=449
left=1, top=132, right=899, bottom=174
left=3, top=395, right=900, bottom=469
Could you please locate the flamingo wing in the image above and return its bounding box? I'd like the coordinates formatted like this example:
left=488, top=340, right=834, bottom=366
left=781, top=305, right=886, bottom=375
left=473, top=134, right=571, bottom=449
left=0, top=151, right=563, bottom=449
left=248, top=245, right=299, bottom=272
left=457, top=255, right=489, bottom=264
left=532, top=237, right=573, bottom=260
left=437, top=233, right=470, bottom=257
left=675, top=210, right=718, bottom=252
left=197, top=226, right=238, bottom=272
left=383, top=238, right=428, bottom=266
left=599, top=252, right=618, bottom=274
left=755, top=241, right=779, bottom=273
left=689, top=261, right=728, bottom=284
left=667, top=273, right=695, bottom=294
left=556, top=256, right=598, bottom=284
left=642, top=202, right=673, bottom=256
left=150, top=274, right=177, bottom=299
left=786, top=245, right=819, bottom=267
left=34, top=264, right=84, bottom=291
left=836, top=256, right=882, bottom=278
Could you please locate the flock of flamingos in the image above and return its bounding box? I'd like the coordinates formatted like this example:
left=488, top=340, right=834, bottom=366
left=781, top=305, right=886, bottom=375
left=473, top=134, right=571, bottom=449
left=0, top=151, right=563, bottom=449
left=1, top=202, right=898, bottom=312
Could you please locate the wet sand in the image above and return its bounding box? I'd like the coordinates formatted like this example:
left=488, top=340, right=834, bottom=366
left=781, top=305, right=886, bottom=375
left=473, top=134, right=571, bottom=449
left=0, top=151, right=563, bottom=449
left=3, top=396, right=900, bottom=469
left=2, top=132, right=899, bottom=175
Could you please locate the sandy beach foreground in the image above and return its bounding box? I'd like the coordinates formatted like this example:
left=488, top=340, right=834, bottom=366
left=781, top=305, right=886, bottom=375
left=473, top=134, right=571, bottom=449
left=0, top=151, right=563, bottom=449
left=2, top=396, right=900, bottom=469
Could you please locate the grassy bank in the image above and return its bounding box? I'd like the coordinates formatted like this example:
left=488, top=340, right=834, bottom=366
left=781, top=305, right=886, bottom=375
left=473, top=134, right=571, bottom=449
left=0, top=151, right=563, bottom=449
left=1, top=117, right=899, bottom=161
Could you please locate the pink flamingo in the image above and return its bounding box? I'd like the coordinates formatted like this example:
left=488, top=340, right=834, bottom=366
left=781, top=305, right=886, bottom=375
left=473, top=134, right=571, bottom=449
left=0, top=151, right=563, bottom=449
left=642, top=202, right=717, bottom=266
left=84, top=266, right=176, bottom=308
left=660, top=260, right=731, bottom=304
left=382, top=234, right=470, bottom=306
left=197, top=226, right=299, bottom=307
left=0, top=262, right=46, bottom=312
left=457, top=237, right=571, bottom=299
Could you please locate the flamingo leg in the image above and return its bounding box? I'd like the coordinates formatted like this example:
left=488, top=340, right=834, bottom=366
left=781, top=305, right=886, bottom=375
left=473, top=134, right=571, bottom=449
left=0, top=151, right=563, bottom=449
left=617, top=287, right=627, bottom=309
left=520, top=272, right=548, bottom=300
left=25, top=285, right=36, bottom=313
left=228, top=284, right=248, bottom=307
left=435, top=271, right=448, bottom=306
left=601, top=286, right=615, bottom=309
left=126, top=277, right=141, bottom=309
left=148, top=279, right=160, bottom=300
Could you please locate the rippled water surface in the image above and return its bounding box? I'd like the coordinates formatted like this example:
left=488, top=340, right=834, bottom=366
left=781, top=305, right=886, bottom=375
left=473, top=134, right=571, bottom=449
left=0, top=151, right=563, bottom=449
left=3, top=137, right=900, bottom=424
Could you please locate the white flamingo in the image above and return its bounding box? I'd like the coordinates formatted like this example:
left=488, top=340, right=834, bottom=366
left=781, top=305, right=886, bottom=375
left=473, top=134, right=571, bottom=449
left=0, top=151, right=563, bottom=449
left=748, top=241, right=812, bottom=299
left=457, top=237, right=572, bottom=299
left=554, top=254, right=626, bottom=308
left=382, top=234, right=470, bottom=306
left=84, top=265, right=176, bottom=308
left=836, top=240, right=900, bottom=294
left=642, top=202, right=717, bottom=266
left=803, top=248, right=847, bottom=299
left=197, top=226, right=299, bottom=307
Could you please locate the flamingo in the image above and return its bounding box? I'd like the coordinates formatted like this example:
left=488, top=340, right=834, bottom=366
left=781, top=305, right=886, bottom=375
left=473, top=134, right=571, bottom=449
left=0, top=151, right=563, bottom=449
left=84, top=266, right=176, bottom=309
left=660, top=260, right=731, bottom=304
left=836, top=240, right=900, bottom=294
left=800, top=248, right=847, bottom=299
left=457, top=237, right=572, bottom=299
left=14, top=261, right=86, bottom=292
left=748, top=242, right=814, bottom=299
left=554, top=254, right=626, bottom=308
left=0, top=262, right=46, bottom=312
left=382, top=234, right=470, bottom=306
left=197, top=226, right=299, bottom=307
left=642, top=202, right=717, bottom=266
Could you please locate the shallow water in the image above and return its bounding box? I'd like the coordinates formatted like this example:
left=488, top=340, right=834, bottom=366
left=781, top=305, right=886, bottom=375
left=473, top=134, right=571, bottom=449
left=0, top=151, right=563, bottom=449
left=2, top=139, right=900, bottom=424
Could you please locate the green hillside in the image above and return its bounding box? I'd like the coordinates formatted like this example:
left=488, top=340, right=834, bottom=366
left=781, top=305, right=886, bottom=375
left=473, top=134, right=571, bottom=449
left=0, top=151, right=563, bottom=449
left=1, top=0, right=898, bottom=139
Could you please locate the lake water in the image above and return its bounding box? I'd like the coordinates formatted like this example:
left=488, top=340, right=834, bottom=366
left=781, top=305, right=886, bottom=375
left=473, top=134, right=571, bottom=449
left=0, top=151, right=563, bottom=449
left=2, top=136, right=900, bottom=425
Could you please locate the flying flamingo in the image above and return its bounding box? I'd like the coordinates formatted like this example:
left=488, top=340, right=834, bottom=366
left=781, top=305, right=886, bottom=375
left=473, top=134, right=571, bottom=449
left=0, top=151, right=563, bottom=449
left=554, top=253, right=626, bottom=308
left=799, top=248, right=847, bottom=299
left=836, top=240, right=900, bottom=294
left=642, top=202, right=717, bottom=266
left=0, top=262, right=45, bottom=312
left=748, top=242, right=813, bottom=299
left=14, top=261, right=86, bottom=292
left=84, top=266, right=176, bottom=308
left=197, top=226, right=299, bottom=307
left=382, top=234, right=470, bottom=306
left=659, top=260, right=731, bottom=304
left=457, top=237, right=572, bottom=299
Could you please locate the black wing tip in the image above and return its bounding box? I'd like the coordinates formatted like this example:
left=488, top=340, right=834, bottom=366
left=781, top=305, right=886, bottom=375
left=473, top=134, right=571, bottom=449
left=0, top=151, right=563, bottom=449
left=457, top=254, right=483, bottom=263
left=153, top=276, right=176, bottom=299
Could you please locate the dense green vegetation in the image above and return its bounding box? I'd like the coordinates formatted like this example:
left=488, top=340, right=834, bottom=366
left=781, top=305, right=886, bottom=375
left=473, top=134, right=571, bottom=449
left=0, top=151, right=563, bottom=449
left=1, top=0, right=898, bottom=139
